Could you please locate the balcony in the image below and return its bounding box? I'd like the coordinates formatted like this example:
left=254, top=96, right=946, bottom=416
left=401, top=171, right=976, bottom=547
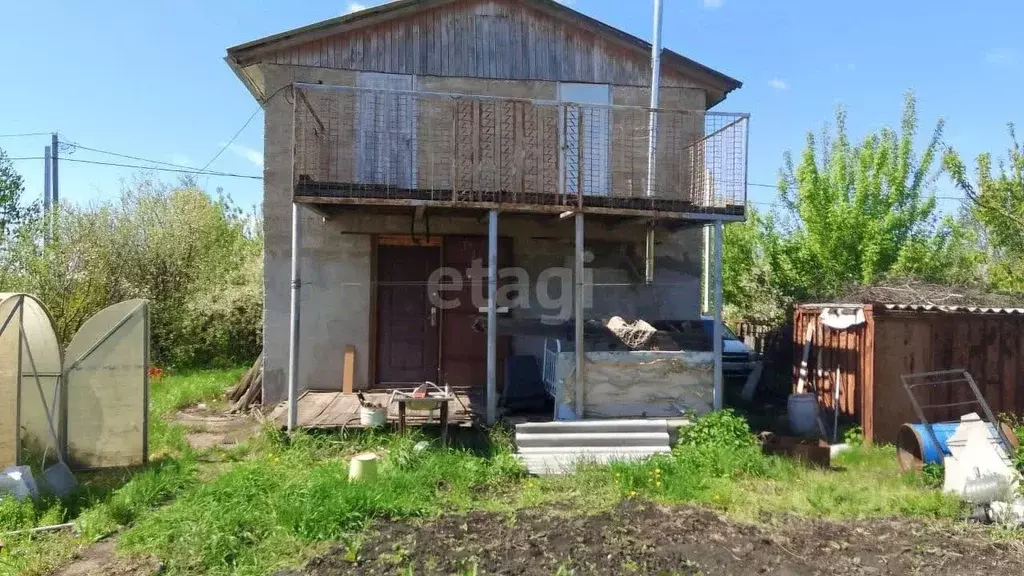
left=291, top=83, right=748, bottom=219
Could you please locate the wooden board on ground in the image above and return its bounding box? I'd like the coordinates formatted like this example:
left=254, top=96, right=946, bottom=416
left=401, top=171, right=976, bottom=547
left=268, top=390, right=481, bottom=429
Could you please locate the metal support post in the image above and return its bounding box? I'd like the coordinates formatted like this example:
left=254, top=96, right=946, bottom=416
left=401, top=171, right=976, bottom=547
left=486, top=209, right=498, bottom=425
left=574, top=212, right=585, bottom=418
left=712, top=219, right=724, bottom=410
left=287, top=202, right=302, bottom=432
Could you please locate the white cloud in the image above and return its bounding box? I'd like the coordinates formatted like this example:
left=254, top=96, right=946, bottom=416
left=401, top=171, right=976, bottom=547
left=768, top=78, right=789, bottom=91
left=984, top=48, right=1016, bottom=65
left=170, top=153, right=191, bottom=167
left=220, top=142, right=263, bottom=168
left=703, top=0, right=724, bottom=9
left=345, top=2, right=367, bottom=13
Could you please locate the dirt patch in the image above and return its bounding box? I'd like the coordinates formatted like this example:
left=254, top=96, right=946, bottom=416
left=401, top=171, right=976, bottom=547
left=170, top=406, right=262, bottom=451
left=288, top=502, right=1024, bottom=575
left=49, top=539, right=161, bottom=576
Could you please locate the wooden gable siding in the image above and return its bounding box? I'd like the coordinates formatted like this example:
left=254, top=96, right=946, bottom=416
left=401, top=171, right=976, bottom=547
left=270, top=0, right=699, bottom=88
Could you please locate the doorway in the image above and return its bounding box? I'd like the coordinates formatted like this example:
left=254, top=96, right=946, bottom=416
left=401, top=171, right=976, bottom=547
left=375, top=242, right=440, bottom=386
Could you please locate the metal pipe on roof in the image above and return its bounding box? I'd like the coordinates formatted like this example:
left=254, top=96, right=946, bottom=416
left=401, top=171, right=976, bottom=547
left=643, top=0, right=663, bottom=284
left=645, top=0, right=664, bottom=197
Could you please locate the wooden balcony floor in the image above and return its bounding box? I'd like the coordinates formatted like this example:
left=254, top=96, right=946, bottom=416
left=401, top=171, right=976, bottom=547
left=295, top=178, right=745, bottom=220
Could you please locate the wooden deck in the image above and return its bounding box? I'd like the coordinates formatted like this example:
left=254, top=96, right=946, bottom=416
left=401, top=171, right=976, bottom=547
left=268, top=390, right=482, bottom=429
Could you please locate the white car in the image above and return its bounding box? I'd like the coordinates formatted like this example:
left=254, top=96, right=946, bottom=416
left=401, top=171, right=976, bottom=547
left=700, top=316, right=758, bottom=375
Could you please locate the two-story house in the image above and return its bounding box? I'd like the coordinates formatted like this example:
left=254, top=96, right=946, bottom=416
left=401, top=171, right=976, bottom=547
left=226, top=0, right=748, bottom=425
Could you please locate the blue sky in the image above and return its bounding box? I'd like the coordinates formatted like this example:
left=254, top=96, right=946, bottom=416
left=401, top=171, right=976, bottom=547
left=1, top=0, right=1021, bottom=215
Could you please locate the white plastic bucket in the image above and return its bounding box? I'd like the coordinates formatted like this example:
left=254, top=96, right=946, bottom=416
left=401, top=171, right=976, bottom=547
left=787, top=393, right=819, bottom=437
left=360, top=406, right=387, bottom=428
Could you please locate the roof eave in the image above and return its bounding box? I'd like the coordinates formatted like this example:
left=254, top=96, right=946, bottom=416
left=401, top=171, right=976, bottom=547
left=225, top=0, right=742, bottom=106
left=225, top=55, right=266, bottom=103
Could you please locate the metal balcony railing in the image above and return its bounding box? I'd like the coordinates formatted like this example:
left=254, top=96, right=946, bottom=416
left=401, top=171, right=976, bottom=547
left=292, top=83, right=748, bottom=216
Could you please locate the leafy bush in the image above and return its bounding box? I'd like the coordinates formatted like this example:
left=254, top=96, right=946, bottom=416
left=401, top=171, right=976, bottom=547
left=921, top=462, right=944, bottom=489
left=843, top=425, right=864, bottom=446
left=675, top=409, right=758, bottom=450
left=1, top=178, right=262, bottom=368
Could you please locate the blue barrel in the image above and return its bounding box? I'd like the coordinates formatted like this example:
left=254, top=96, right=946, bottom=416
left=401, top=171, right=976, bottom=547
left=897, top=421, right=1018, bottom=471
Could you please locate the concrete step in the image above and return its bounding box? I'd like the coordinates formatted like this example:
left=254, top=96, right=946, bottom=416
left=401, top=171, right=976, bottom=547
left=515, top=419, right=669, bottom=435
left=515, top=431, right=670, bottom=448
left=520, top=448, right=669, bottom=475
left=518, top=445, right=672, bottom=455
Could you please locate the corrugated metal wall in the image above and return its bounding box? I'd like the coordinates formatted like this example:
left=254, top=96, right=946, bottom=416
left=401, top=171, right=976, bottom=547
left=793, top=305, right=1024, bottom=444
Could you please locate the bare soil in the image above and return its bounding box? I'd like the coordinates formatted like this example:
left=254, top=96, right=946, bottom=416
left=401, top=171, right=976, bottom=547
left=171, top=406, right=262, bottom=451
left=48, top=539, right=161, bottom=576
left=288, top=501, right=1024, bottom=575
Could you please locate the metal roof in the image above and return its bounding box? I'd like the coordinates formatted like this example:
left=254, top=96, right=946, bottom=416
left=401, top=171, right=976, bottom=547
left=798, top=302, right=1024, bottom=315
left=878, top=303, right=1024, bottom=315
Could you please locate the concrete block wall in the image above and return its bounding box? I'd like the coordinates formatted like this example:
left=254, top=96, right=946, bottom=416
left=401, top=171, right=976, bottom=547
left=261, top=61, right=706, bottom=404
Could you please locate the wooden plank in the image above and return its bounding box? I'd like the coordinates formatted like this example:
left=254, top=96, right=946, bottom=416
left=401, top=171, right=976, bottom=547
left=309, top=393, right=358, bottom=427
left=1001, top=318, right=1018, bottom=419
left=862, top=306, right=876, bottom=444
left=378, top=234, right=442, bottom=247
left=296, top=392, right=341, bottom=427
left=343, top=345, right=356, bottom=394
left=1018, top=318, right=1024, bottom=415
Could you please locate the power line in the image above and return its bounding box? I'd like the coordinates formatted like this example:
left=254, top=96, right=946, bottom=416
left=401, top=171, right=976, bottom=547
left=8, top=156, right=262, bottom=180
left=197, top=83, right=292, bottom=175
left=63, top=141, right=257, bottom=174
left=0, top=132, right=52, bottom=139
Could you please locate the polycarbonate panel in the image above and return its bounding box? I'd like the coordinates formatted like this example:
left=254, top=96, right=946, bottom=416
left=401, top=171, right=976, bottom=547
left=18, top=296, right=63, bottom=463
left=65, top=300, right=148, bottom=468
left=0, top=296, right=22, bottom=467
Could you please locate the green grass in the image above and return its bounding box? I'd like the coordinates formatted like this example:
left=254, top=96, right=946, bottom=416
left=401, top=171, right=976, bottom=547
left=150, top=367, right=247, bottom=418
left=0, top=378, right=1000, bottom=576
left=119, top=430, right=526, bottom=576
left=0, top=367, right=243, bottom=576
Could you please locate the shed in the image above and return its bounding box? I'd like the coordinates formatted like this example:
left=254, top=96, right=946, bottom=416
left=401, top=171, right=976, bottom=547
left=792, top=285, right=1024, bottom=445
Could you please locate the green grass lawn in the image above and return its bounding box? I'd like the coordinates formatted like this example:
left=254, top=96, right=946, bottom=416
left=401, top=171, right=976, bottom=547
left=0, top=370, right=1017, bottom=576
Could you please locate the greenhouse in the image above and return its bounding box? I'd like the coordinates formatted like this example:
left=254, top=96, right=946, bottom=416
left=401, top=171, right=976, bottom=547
left=0, top=294, right=149, bottom=471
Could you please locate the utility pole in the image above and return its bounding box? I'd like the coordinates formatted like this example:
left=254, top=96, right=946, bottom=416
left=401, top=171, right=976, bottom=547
left=43, top=146, right=52, bottom=213
left=51, top=133, right=59, bottom=207
left=43, top=146, right=51, bottom=245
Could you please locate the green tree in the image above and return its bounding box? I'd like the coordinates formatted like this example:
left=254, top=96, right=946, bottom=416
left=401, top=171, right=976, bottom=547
left=775, top=92, right=949, bottom=297
left=1, top=178, right=263, bottom=367
left=723, top=93, right=985, bottom=322
left=944, top=126, right=1024, bottom=291
left=0, top=147, right=38, bottom=242
left=721, top=207, right=787, bottom=324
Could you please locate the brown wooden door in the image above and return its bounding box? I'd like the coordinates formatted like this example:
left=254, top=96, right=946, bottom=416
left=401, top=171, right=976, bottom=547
left=440, top=236, right=513, bottom=389
left=376, top=244, right=440, bottom=386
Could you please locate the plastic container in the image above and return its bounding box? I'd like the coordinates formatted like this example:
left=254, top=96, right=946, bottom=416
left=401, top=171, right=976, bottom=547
left=787, top=393, right=820, bottom=436
left=359, top=406, right=387, bottom=428
left=348, top=453, right=378, bottom=482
